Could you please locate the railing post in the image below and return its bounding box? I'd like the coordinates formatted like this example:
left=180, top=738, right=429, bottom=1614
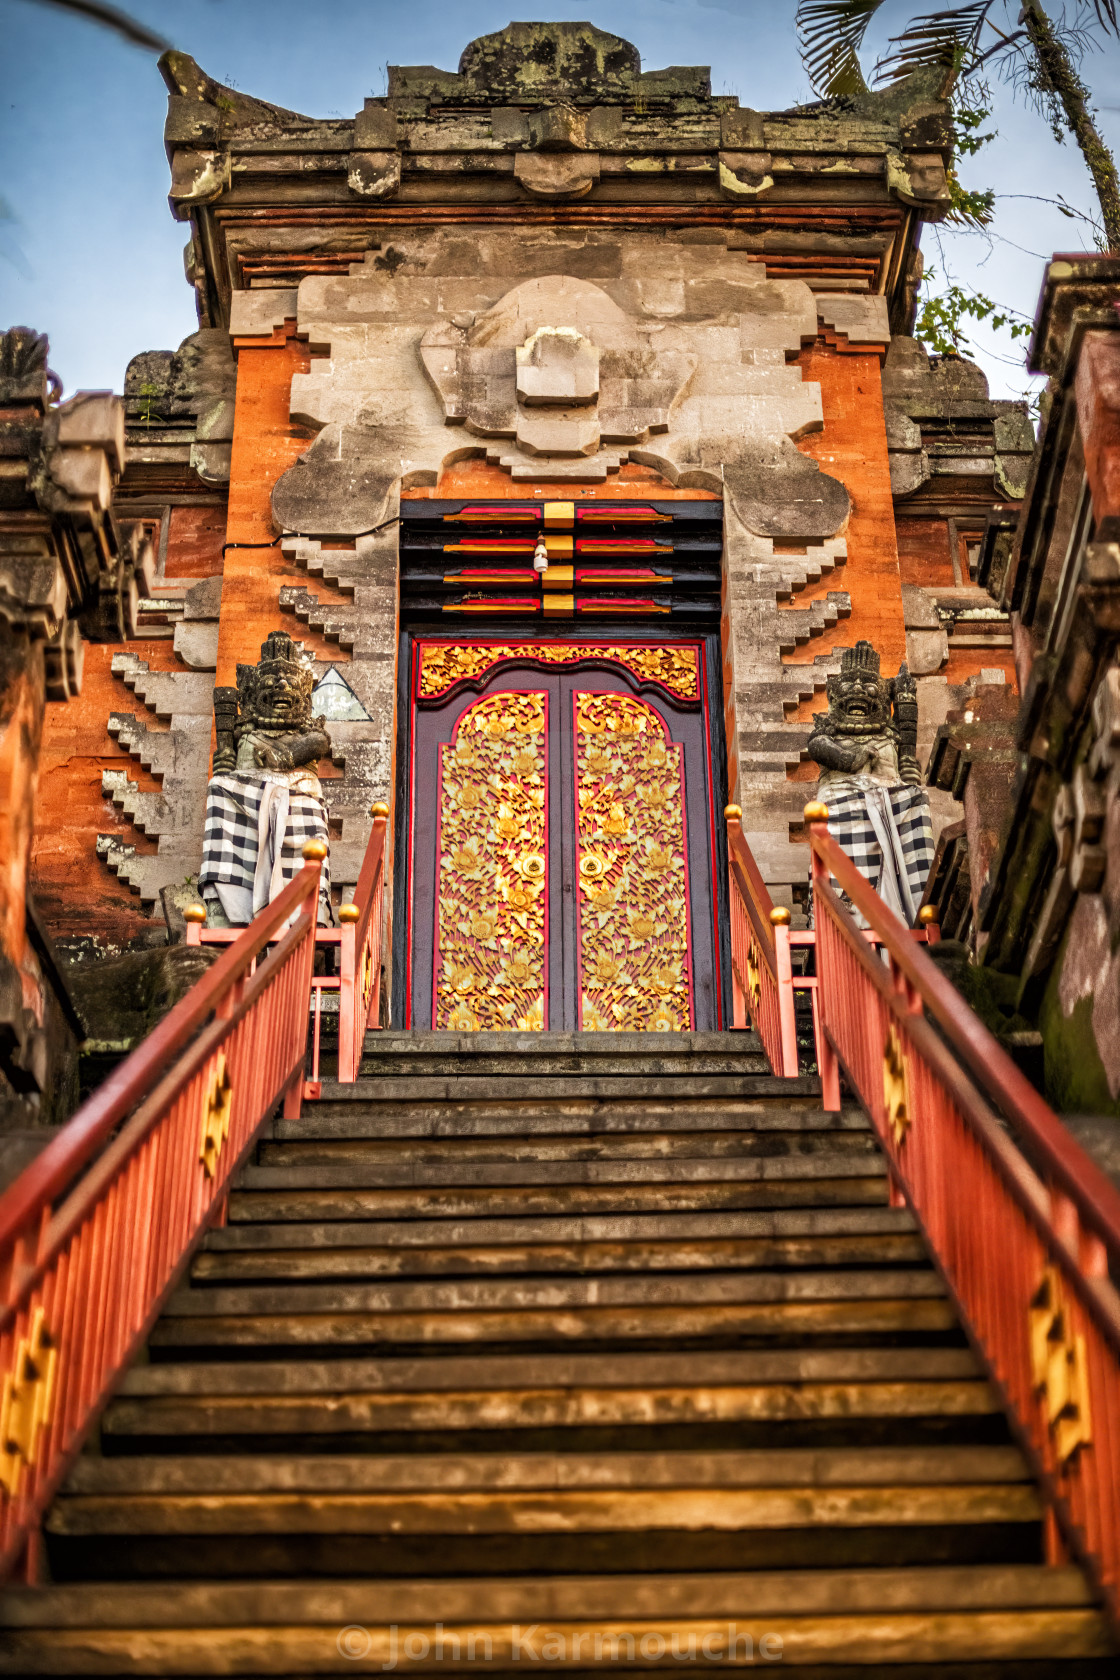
left=337, top=902, right=359, bottom=1084
left=770, top=906, right=799, bottom=1078
left=366, top=802, right=389, bottom=1038
left=724, top=805, right=748, bottom=1030
left=1044, top=1506, right=1070, bottom=1568
left=804, top=801, right=842, bottom=1112
left=283, top=840, right=327, bottom=1118
left=183, top=903, right=207, bottom=946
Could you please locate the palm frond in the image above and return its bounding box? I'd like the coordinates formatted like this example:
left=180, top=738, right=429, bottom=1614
left=872, top=1, right=993, bottom=85
left=32, top=0, right=170, bottom=52
left=796, top=0, right=888, bottom=98
left=1090, top=0, right=1119, bottom=33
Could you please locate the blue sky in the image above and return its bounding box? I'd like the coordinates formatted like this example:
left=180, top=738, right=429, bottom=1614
left=2, top=0, right=1118, bottom=403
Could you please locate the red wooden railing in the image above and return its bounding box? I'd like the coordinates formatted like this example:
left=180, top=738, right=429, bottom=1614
left=805, top=803, right=1120, bottom=1627
left=724, top=804, right=798, bottom=1075
left=0, top=845, right=325, bottom=1580
left=726, top=805, right=939, bottom=1103
left=186, top=800, right=389, bottom=1085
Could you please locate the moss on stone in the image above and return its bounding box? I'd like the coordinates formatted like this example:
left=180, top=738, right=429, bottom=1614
left=1038, top=957, right=1120, bottom=1119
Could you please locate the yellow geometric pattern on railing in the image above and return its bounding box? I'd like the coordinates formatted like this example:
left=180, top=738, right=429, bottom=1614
left=883, top=1021, right=911, bottom=1149
left=744, top=942, right=762, bottom=1015
left=1030, top=1264, right=1092, bottom=1464
left=0, top=1307, right=57, bottom=1499
left=199, top=1052, right=233, bottom=1180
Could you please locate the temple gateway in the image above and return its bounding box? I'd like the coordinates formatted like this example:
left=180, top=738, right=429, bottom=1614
left=5, top=17, right=1120, bottom=1671
left=14, top=18, right=1027, bottom=1039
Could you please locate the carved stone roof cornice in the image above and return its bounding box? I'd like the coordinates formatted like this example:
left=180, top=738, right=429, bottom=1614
left=159, top=22, right=952, bottom=336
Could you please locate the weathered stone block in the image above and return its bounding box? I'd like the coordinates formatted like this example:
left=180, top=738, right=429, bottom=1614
left=347, top=153, right=402, bottom=199
left=229, top=290, right=298, bottom=340
left=514, top=153, right=600, bottom=198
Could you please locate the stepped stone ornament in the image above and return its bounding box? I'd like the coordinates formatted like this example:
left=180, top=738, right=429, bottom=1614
left=200, top=633, right=332, bottom=926
left=808, top=641, right=933, bottom=924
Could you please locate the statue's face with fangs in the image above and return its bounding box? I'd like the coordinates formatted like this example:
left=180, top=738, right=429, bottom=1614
left=826, top=667, right=894, bottom=736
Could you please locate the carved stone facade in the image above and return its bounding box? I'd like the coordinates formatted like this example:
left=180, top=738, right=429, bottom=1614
left=926, top=255, right=1120, bottom=1121
left=0, top=329, right=150, bottom=1126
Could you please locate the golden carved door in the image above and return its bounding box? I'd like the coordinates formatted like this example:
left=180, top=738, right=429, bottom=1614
left=406, top=641, right=719, bottom=1032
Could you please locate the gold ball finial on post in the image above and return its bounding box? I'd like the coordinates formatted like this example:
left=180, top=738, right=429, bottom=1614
left=183, top=903, right=208, bottom=925
left=917, top=904, right=939, bottom=927
left=338, top=903, right=360, bottom=924
left=803, top=801, right=829, bottom=823
left=769, top=906, right=791, bottom=927
left=302, top=839, right=329, bottom=863
left=371, top=801, right=389, bottom=819
left=724, top=803, right=742, bottom=821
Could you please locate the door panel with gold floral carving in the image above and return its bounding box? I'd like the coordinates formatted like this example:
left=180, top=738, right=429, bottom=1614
left=407, top=641, right=718, bottom=1031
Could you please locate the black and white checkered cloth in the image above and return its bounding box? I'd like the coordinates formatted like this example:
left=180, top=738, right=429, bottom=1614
left=199, top=774, right=331, bottom=919
left=819, top=784, right=935, bottom=928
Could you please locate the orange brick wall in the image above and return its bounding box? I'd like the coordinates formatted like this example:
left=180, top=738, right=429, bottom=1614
left=165, top=505, right=227, bottom=579
left=943, top=648, right=1018, bottom=688
left=1, top=659, right=43, bottom=976
left=896, top=517, right=955, bottom=589
left=215, top=330, right=335, bottom=689
left=789, top=346, right=906, bottom=670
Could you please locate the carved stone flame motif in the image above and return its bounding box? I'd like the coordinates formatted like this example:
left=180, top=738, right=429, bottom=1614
left=435, top=692, right=548, bottom=1031
left=575, top=692, right=692, bottom=1032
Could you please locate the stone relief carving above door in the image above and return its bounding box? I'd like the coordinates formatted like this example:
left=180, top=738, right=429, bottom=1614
left=418, top=275, right=696, bottom=475
left=269, top=232, right=852, bottom=544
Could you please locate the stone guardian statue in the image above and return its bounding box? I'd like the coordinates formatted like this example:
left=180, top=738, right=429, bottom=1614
left=807, top=639, right=934, bottom=924
left=199, top=631, right=333, bottom=926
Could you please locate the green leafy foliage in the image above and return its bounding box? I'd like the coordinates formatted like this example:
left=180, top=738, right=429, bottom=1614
left=875, top=2, right=992, bottom=83
left=945, top=89, right=996, bottom=225
left=796, top=0, right=881, bottom=96
left=953, top=96, right=996, bottom=154
left=914, top=269, right=1033, bottom=355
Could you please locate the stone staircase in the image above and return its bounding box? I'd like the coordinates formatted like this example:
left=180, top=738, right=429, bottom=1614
left=2, top=1034, right=1115, bottom=1674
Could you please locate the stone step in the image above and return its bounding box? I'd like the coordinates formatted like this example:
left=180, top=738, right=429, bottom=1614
left=226, top=1174, right=889, bottom=1225
left=102, top=1375, right=999, bottom=1441
left=191, top=1230, right=930, bottom=1284
left=355, top=1029, right=767, bottom=1072
left=64, top=1445, right=1029, bottom=1497
left=50, top=1443, right=1040, bottom=1540
left=278, top=1097, right=861, bottom=1142
left=205, top=1205, right=919, bottom=1253
left=257, top=1127, right=878, bottom=1166
left=3, top=1568, right=1113, bottom=1675
left=2, top=1612, right=1112, bottom=1676
left=164, top=1269, right=945, bottom=1320
left=355, top=1053, right=776, bottom=1079
left=316, top=1076, right=810, bottom=1109
left=148, top=1295, right=957, bottom=1350
left=234, top=1150, right=886, bottom=1192
left=48, top=1481, right=1041, bottom=1539
left=117, top=1345, right=988, bottom=1398
left=0, top=1564, right=1097, bottom=1627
